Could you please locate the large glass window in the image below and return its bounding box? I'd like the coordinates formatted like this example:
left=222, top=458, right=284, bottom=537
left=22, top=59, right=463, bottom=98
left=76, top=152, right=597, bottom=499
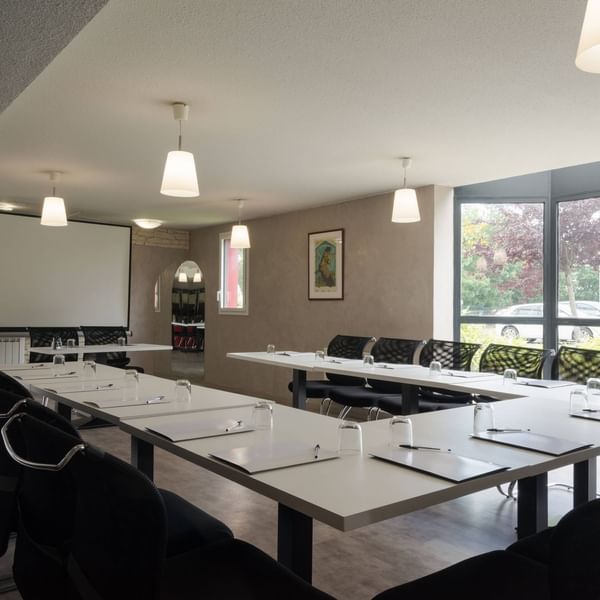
left=219, top=233, right=248, bottom=315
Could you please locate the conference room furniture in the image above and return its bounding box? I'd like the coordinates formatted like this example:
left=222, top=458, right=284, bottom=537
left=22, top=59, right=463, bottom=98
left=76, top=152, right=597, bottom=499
left=171, top=322, right=205, bottom=352
left=28, top=326, right=80, bottom=363
left=287, top=334, right=374, bottom=412
left=327, top=337, right=425, bottom=419
left=552, top=345, right=600, bottom=384
left=81, top=325, right=146, bottom=372
left=479, top=343, right=553, bottom=379
left=0, top=370, right=33, bottom=398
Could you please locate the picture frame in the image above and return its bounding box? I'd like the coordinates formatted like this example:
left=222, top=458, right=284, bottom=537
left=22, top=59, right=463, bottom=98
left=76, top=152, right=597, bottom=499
left=308, top=228, right=344, bottom=300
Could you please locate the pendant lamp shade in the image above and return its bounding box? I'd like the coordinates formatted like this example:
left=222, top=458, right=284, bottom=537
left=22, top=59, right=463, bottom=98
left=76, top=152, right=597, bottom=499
left=178, top=271, right=188, bottom=283
left=192, top=272, right=202, bottom=283
left=391, top=188, right=420, bottom=223
left=230, top=224, right=251, bottom=249
left=160, top=150, right=199, bottom=197
left=576, top=0, right=600, bottom=72
left=41, top=196, right=68, bottom=226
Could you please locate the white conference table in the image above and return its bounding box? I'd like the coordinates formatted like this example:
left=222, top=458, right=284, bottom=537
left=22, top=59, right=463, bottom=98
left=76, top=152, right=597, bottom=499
left=119, top=396, right=600, bottom=582
left=29, top=342, right=173, bottom=360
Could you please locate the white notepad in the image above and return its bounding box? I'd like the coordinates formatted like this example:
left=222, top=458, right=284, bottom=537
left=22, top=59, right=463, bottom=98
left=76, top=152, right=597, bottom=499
left=570, top=410, right=600, bottom=422
left=45, top=383, right=122, bottom=394
left=146, top=417, right=254, bottom=442
left=515, top=379, right=576, bottom=389
left=442, top=371, right=498, bottom=379
left=210, top=440, right=339, bottom=473
left=15, top=372, right=78, bottom=381
left=370, top=448, right=508, bottom=483
left=472, top=431, right=592, bottom=456
left=2, top=364, right=51, bottom=372
left=83, top=396, right=170, bottom=409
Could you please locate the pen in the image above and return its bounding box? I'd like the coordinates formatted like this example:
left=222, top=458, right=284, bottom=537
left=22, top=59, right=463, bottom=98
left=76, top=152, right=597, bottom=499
left=314, top=444, right=320, bottom=459
left=225, top=420, right=243, bottom=432
left=486, top=428, right=530, bottom=433
left=582, top=408, right=600, bottom=413
left=399, top=444, right=451, bottom=452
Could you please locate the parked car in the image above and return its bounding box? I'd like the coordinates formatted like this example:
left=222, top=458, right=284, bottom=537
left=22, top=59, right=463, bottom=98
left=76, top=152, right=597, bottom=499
left=495, top=302, right=600, bottom=342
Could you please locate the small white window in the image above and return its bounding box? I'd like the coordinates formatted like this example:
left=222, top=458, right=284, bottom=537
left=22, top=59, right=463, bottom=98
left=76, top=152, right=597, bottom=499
left=219, top=232, right=249, bottom=315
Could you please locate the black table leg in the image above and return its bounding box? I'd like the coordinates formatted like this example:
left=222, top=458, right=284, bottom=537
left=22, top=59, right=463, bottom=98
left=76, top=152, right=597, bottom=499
left=292, top=369, right=307, bottom=410
left=131, top=437, right=154, bottom=480
left=277, top=504, right=313, bottom=583
left=517, top=473, right=548, bottom=538
left=56, top=402, right=72, bottom=421
left=574, top=458, right=597, bottom=507
left=400, top=384, right=419, bottom=414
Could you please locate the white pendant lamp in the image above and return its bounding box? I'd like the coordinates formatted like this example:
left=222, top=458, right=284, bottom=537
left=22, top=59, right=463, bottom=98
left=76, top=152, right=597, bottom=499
left=391, top=157, right=420, bottom=223
left=230, top=200, right=251, bottom=249
left=41, top=172, right=68, bottom=227
left=178, top=271, right=188, bottom=283
left=160, top=103, right=199, bottom=197
left=133, top=219, right=163, bottom=229
left=192, top=271, right=202, bottom=283
left=576, top=0, right=600, bottom=72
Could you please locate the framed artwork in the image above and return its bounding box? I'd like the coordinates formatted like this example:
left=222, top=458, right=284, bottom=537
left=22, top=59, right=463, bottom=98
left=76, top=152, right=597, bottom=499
left=308, top=228, right=344, bottom=300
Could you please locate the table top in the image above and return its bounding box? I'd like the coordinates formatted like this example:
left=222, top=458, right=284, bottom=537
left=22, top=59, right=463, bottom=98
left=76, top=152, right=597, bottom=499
left=119, top=395, right=600, bottom=531
left=29, top=343, right=173, bottom=355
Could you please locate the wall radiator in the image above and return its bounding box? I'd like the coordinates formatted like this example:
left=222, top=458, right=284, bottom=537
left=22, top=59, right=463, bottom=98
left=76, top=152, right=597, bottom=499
left=0, top=337, right=25, bottom=365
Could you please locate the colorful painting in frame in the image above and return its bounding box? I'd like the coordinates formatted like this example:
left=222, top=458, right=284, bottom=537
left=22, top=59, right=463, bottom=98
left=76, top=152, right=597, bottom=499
left=308, top=229, right=344, bottom=300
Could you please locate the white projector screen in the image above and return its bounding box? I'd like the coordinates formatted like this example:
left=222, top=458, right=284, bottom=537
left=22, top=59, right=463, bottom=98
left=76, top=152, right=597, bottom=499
left=0, top=214, right=130, bottom=328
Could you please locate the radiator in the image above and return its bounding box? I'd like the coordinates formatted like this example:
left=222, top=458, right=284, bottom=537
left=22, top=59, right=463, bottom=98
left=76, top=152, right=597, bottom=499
left=0, top=337, right=25, bottom=365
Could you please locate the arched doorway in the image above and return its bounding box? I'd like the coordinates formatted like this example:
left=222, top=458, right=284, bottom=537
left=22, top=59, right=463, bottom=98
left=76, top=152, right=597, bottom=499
left=171, top=260, right=205, bottom=352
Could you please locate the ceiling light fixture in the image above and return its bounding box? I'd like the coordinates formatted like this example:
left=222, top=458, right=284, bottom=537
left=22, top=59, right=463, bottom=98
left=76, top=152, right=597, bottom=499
left=133, top=218, right=163, bottom=229
left=160, top=102, right=199, bottom=197
left=576, top=0, right=600, bottom=72
left=41, top=172, right=68, bottom=227
left=178, top=271, right=188, bottom=283
left=192, top=272, right=202, bottom=283
left=230, top=200, right=251, bottom=249
left=391, top=157, right=420, bottom=223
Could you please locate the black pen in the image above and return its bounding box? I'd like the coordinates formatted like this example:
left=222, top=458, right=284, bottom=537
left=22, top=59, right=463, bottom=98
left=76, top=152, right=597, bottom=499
left=399, top=444, right=451, bottom=452
left=486, top=428, right=530, bottom=433
left=314, top=444, right=320, bottom=459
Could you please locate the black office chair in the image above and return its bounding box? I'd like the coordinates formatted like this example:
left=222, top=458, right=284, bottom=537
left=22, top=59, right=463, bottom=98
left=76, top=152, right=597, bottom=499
left=80, top=325, right=144, bottom=372
left=28, top=327, right=80, bottom=363
left=0, top=371, right=33, bottom=399
left=552, top=345, right=600, bottom=384
left=480, top=343, right=553, bottom=379
left=328, top=338, right=425, bottom=419
left=375, top=498, right=600, bottom=599
left=2, top=412, right=235, bottom=599
left=4, top=415, right=333, bottom=600
left=288, top=334, right=374, bottom=413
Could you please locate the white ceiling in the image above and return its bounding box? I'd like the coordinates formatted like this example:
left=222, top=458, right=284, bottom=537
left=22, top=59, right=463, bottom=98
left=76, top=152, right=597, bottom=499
left=1, top=0, right=598, bottom=228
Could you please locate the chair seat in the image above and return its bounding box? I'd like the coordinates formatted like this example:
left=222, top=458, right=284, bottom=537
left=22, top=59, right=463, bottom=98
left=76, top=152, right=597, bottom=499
left=329, top=385, right=390, bottom=408
left=159, top=489, right=233, bottom=557
left=506, top=527, right=554, bottom=565
left=162, top=538, right=334, bottom=600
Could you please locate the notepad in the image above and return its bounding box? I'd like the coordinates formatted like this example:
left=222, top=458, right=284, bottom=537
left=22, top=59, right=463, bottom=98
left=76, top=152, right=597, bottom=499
left=570, top=410, right=600, bottom=422
left=370, top=448, right=508, bottom=483
left=146, top=417, right=254, bottom=442
left=442, top=371, right=498, bottom=379
left=515, top=379, right=576, bottom=389
left=210, top=440, right=339, bottom=473
left=83, top=396, right=170, bottom=409
left=472, top=431, right=592, bottom=456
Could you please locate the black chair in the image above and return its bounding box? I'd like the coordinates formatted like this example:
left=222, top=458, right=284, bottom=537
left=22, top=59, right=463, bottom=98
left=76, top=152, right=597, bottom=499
left=288, top=334, right=374, bottom=412
left=0, top=371, right=33, bottom=399
left=480, top=343, right=553, bottom=379
left=328, top=338, right=425, bottom=419
left=3, top=412, right=235, bottom=599
left=28, top=327, right=79, bottom=363
left=552, top=345, right=600, bottom=384
left=375, top=498, right=600, bottom=599
left=4, top=415, right=333, bottom=600
left=80, top=325, right=144, bottom=372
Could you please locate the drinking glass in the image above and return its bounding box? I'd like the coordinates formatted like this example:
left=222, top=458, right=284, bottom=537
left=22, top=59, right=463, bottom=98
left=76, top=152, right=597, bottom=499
left=252, top=400, right=274, bottom=430
left=52, top=354, right=66, bottom=376
left=362, top=353, right=374, bottom=369
left=54, top=337, right=63, bottom=350
left=586, top=378, right=600, bottom=411
left=503, top=368, right=518, bottom=385
left=174, top=379, right=192, bottom=403
left=569, top=388, right=589, bottom=414
left=123, top=369, right=139, bottom=402
left=315, top=350, right=325, bottom=362
left=389, top=416, right=413, bottom=448
left=117, top=336, right=127, bottom=347
left=473, top=402, right=495, bottom=434
left=429, top=360, right=442, bottom=377
left=66, top=338, right=76, bottom=348
left=337, top=421, right=363, bottom=454
left=82, top=360, right=96, bottom=380
left=266, top=344, right=276, bottom=355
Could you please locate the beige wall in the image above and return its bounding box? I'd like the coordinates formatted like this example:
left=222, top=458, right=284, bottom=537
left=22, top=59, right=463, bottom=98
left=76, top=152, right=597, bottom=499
left=190, top=186, right=451, bottom=404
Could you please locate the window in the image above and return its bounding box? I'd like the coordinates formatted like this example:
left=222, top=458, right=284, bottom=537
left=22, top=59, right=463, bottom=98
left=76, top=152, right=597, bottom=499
left=219, top=232, right=248, bottom=315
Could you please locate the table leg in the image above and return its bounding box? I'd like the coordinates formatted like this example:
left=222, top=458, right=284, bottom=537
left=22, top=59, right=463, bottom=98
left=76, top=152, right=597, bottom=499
left=573, top=458, right=597, bottom=507
left=292, top=369, right=307, bottom=410
left=400, top=384, right=419, bottom=415
left=56, top=402, right=72, bottom=421
left=131, top=437, right=154, bottom=480
left=277, top=504, right=313, bottom=583
left=517, top=473, right=548, bottom=538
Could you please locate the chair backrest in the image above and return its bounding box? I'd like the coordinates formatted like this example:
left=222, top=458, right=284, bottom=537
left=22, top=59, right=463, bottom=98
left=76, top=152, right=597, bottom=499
left=28, top=327, right=80, bottom=363
left=369, top=338, right=425, bottom=393
left=0, top=370, right=33, bottom=398
left=326, top=335, right=374, bottom=385
left=80, top=325, right=128, bottom=366
left=419, top=339, right=481, bottom=371
left=552, top=346, right=600, bottom=385
left=550, top=498, right=600, bottom=597
left=479, top=344, right=554, bottom=379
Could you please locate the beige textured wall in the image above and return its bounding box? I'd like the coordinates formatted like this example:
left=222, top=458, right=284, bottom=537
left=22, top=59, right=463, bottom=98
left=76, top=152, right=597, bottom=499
left=190, top=186, right=441, bottom=404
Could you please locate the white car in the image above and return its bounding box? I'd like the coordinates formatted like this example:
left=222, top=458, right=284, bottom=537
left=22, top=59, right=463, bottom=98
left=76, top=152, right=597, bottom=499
left=495, top=302, right=600, bottom=342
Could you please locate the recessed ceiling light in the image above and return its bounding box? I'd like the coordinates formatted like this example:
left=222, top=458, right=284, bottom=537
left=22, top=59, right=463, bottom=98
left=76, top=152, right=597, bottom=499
left=0, top=203, right=15, bottom=211
left=133, top=219, right=163, bottom=229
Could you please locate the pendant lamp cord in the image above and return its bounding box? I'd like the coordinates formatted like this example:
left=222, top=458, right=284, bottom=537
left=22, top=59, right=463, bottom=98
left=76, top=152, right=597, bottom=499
left=178, top=119, right=182, bottom=151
